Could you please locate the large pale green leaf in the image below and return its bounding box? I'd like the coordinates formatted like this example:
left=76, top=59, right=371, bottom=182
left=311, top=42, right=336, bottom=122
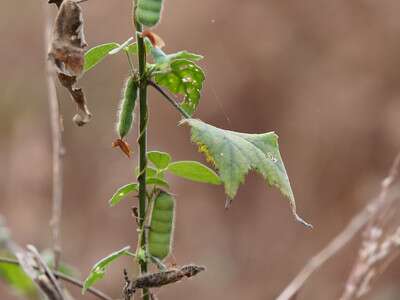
left=83, top=246, right=132, bottom=294
left=183, top=119, right=311, bottom=227
left=155, top=60, right=205, bottom=117
left=167, top=161, right=221, bottom=185
left=84, top=43, right=120, bottom=73
left=109, top=183, right=139, bottom=207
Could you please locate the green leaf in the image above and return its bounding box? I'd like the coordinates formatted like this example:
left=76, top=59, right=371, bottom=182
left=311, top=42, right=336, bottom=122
left=84, top=43, right=120, bottom=73
left=183, top=119, right=312, bottom=228
left=155, top=60, right=205, bottom=117
left=146, top=177, right=170, bottom=188
left=109, top=183, right=139, bottom=207
left=0, top=262, right=37, bottom=297
left=147, top=151, right=171, bottom=169
left=167, top=161, right=221, bottom=185
left=83, top=246, right=132, bottom=294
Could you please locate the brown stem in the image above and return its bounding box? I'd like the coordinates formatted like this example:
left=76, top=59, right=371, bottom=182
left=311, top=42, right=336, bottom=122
left=276, top=153, right=400, bottom=300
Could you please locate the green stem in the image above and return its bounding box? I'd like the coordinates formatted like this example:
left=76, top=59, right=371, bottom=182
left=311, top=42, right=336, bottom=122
left=134, top=5, right=150, bottom=300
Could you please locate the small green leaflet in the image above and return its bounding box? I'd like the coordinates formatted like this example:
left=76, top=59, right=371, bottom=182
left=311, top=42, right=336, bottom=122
left=147, top=177, right=170, bottom=188
left=83, top=246, right=132, bottom=294
left=147, top=151, right=171, bottom=169
left=168, top=161, right=221, bottom=185
left=146, top=150, right=221, bottom=185
left=109, top=183, right=139, bottom=207
left=84, top=43, right=119, bottom=73
left=155, top=60, right=205, bottom=117
left=182, top=119, right=312, bottom=228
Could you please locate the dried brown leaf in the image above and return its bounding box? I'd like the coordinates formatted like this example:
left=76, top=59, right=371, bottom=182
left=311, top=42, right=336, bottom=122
left=58, top=74, right=91, bottom=126
left=130, top=264, right=205, bottom=291
left=49, top=0, right=86, bottom=78
left=48, top=0, right=91, bottom=126
left=112, top=139, right=132, bottom=158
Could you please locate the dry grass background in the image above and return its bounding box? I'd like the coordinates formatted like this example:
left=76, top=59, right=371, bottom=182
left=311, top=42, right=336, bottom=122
left=1, top=0, right=400, bottom=299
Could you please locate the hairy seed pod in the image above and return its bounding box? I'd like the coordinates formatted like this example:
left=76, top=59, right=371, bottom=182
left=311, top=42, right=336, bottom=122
left=136, top=0, right=164, bottom=27
left=117, top=77, right=138, bottom=139
left=148, top=191, right=175, bottom=260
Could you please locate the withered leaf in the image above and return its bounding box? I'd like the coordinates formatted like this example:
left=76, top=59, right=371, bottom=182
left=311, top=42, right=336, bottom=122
left=48, top=0, right=64, bottom=9
left=48, top=0, right=92, bottom=126
left=130, top=264, right=206, bottom=290
left=49, top=0, right=87, bottom=77
left=57, top=74, right=92, bottom=126
left=112, top=139, right=132, bottom=158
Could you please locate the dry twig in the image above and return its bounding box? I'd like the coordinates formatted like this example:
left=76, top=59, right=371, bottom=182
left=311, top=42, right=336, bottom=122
left=126, top=264, right=205, bottom=295
left=340, top=154, right=400, bottom=300
left=276, top=153, right=400, bottom=300
left=0, top=256, right=113, bottom=300
left=44, top=0, right=65, bottom=271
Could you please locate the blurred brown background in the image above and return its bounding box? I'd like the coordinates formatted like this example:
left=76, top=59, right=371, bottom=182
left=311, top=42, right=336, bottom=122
left=1, top=0, right=400, bottom=299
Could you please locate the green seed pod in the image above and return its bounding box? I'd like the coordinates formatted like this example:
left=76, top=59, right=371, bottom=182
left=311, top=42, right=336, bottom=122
left=148, top=190, right=175, bottom=260
left=136, top=0, right=164, bottom=27
left=117, top=76, right=138, bottom=139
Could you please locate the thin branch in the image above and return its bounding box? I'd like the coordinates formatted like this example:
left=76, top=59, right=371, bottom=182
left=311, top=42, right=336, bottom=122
left=44, top=0, right=65, bottom=271
left=148, top=80, right=191, bottom=119
left=0, top=257, right=113, bottom=300
left=276, top=153, right=400, bottom=300
left=28, top=245, right=66, bottom=299
left=340, top=153, right=400, bottom=300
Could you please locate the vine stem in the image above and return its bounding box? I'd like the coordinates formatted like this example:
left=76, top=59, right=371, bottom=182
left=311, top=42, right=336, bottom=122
left=134, top=2, right=150, bottom=300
